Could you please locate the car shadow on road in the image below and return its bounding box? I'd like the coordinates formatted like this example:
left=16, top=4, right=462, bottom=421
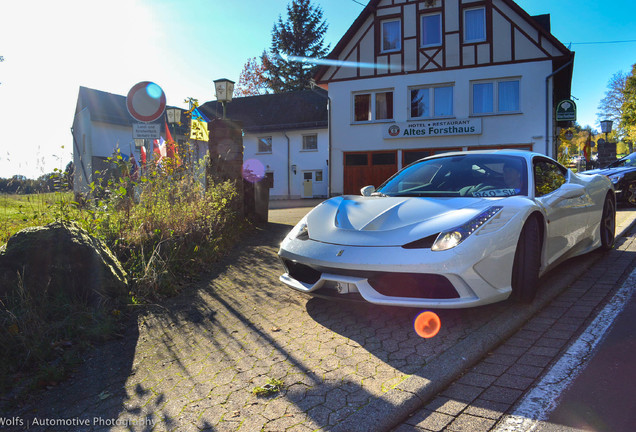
left=305, top=292, right=511, bottom=369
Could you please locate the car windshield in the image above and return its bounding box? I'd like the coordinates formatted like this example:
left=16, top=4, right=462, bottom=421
left=608, top=152, right=636, bottom=168
left=376, top=154, right=528, bottom=198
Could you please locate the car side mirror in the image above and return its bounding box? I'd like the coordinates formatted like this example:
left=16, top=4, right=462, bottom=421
left=360, top=185, right=375, bottom=196
left=558, top=183, right=586, bottom=199
left=545, top=183, right=585, bottom=205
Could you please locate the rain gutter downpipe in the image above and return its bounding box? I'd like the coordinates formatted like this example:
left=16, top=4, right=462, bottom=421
left=284, top=131, right=291, bottom=199
left=309, top=82, right=332, bottom=197
left=545, top=56, right=574, bottom=157
left=327, top=95, right=332, bottom=197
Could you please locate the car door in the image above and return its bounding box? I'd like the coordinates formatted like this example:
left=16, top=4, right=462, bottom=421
left=533, top=157, right=591, bottom=266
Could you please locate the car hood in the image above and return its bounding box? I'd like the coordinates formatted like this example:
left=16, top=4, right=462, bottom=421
left=582, top=166, right=633, bottom=176
left=305, top=195, right=500, bottom=246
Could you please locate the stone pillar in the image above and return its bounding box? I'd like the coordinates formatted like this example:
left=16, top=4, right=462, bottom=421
left=208, top=119, right=244, bottom=215
left=597, top=139, right=617, bottom=168
left=208, top=119, right=243, bottom=179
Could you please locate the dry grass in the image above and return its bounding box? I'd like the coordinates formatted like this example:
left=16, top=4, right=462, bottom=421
left=0, top=155, right=249, bottom=398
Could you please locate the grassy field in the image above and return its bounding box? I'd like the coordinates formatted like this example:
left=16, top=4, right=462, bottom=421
left=0, top=192, right=76, bottom=245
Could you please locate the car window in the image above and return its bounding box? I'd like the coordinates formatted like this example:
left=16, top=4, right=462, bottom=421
left=609, top=153, right=636, bottom=168
left=534, top=159, right=566, bottom=197
left=377, top=154, right=527, bottom=197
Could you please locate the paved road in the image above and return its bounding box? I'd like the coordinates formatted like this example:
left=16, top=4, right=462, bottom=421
left=3, top=201, right=635, bottom=432
left=529, top=270, right=636, bottom=432
left=394, top=204, right=636, bottom=432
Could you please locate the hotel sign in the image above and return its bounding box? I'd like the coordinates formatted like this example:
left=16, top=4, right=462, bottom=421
left=383, top=118, right=482, bottom=139
left=556, top=99, right=576, bottom=122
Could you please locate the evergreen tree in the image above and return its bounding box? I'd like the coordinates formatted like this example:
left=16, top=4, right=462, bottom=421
left=264, top=0, right=329, bottom=93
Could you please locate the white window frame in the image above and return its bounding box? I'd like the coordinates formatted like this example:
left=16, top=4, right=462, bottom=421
left=464, top=6, right=486, bottom=43
left=470, top=78, right=521, bottom=116
left=302, top=134, right=318, bottom=151
left=315, top=170, right=323, bottom=182
left=409, top=84, right=454, bottom=120
left=420, top=13, right=442, bottom=48
left=353, top=90, right=395, bottom=123
left=257, top=136, right=272, bottom=153
left=381, top=18, right=401, bottom=53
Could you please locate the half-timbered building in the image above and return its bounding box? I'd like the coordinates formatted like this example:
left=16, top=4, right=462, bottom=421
left=314, top=0, right=574, bottom=195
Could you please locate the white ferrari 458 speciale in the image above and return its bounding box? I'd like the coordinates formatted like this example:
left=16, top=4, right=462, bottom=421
left=279, top=150, right=616, bottom=308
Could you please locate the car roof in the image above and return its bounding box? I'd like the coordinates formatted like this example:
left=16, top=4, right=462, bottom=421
left=420, top=149, right=544, bottom=163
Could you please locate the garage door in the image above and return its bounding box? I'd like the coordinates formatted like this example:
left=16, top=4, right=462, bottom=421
left=343, top=151, right=397, bottom=195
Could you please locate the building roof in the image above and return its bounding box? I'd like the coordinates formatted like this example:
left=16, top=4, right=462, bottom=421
left=75, top=86, right=329, bottom=135
left=74, top=86, right=134, bottom=127
left=199, top=88, right=328, bottom=134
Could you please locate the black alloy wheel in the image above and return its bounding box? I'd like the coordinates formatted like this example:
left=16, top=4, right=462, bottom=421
left=600, top=193, right=616, bottom=250
left=511, top=216, right=541, bottom=303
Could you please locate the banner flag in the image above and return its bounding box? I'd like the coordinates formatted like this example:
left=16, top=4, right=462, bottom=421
left=165, top=121, right=178, bottom=159
left=190, top=108, right=210, bottom=141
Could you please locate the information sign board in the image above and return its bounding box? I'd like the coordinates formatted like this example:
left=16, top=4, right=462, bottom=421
left=132, top=122, right=161, bottom=139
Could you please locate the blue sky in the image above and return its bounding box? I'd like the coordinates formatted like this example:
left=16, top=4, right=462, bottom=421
left=0, top=0, right=634, bottom=179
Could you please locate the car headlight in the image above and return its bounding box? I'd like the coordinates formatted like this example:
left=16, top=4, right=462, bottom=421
left=608, top=173, right=624, bottom=184
left=288, top=218, right=310, bottom=240
left=432, top=206, right=503, bottom=251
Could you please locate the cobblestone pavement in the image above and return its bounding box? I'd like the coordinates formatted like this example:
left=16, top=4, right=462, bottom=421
left=3, top=204, right=635, bottom=432
left=393, top=217, right=636, bottom=431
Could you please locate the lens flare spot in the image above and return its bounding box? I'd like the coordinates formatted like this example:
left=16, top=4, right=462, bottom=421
left=414, top=311, right=441, bottom=339
left=145, top=82, right=163, bottom=99
left=242, top=159, right=266, bottom=183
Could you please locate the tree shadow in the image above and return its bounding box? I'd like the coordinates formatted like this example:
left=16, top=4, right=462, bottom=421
left=3, top=218, right=633, bottom=432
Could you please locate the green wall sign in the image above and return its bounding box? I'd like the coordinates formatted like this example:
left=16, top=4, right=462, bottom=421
left=556, top=100, right=577, bottom=122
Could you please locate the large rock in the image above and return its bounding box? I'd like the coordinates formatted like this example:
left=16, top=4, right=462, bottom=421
left=0, top=221, right=127, bottom=304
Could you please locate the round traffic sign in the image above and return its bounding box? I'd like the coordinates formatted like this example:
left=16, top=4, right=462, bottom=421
left=126, top=81, right=166, bottom=122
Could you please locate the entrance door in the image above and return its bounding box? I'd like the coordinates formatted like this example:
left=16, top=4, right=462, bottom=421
left=302, top=171, right=313, bottom=198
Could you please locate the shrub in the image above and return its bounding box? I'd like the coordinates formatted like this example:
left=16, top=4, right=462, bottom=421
left=83, top=151, right=248, bottom=298
left=0, top=149, right=250, bottom=397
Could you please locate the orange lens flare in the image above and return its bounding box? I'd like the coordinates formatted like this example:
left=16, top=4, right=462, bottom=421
left=414, top=311, right=441, bottom=338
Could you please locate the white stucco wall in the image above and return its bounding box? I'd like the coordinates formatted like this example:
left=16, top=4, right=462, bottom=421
left=72, top=116, right=144, bottom=193
left=91, top=121, right=138, bottom=158
left=72, top=109, right=92, bottom=193
left=72, top=110, right=329, bottom=201
left=243, top=128, right=329, bottom=200
left=327, top=60, right=554, bottom=195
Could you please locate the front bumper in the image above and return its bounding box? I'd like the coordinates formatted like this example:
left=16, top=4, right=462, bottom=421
left=278, top=235, right=516, bottom=309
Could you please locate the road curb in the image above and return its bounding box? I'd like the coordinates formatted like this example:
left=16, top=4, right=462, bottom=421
left=333, top=215, right=636, bottom=432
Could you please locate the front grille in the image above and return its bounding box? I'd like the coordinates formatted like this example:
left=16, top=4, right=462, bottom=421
left=281, top=258, right=321, bottom=284
left=368, top=273, right=458, bottom=299
left=282, top=257, right=458, bottom=299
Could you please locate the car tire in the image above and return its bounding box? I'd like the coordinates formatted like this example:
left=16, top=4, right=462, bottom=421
left=600, top=193, right=616, bottom=250
left=511, top=216, right=541, bottom=303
